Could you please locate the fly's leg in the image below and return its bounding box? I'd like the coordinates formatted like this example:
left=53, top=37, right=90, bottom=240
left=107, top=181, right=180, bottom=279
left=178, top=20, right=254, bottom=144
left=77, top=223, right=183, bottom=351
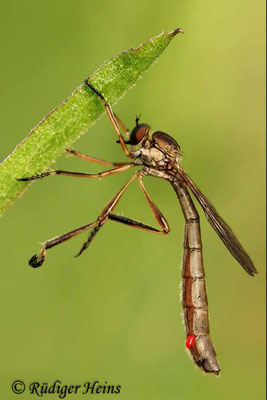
left=29, top=221, right=99, bottom=268
left=65, top=111, right=131, bottom=166
left=27, top=170, right=170, bottom=267
left=29, top=173, right=138, bottom=268
left=114, top=113, right=130, bottom=134
left=137, top=174, right=170, bottom=234
left=77, top=173, right=170, bottom=255
left=108, top=214, right=168, bottom=234
left=17, top=163, right=135, bottom=182
left=65, top=149, right=129, bottom=167
left=84, top=79, right=131, bottom=158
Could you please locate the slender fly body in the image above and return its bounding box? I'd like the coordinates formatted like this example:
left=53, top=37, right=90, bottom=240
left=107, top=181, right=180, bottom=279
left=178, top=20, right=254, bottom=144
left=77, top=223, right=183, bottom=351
left=18, top=80, right=257, bottom=374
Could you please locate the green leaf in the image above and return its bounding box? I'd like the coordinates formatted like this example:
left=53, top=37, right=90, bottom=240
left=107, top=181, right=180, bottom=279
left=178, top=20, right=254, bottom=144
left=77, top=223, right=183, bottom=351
left=0, top=28, right=183, bottom=216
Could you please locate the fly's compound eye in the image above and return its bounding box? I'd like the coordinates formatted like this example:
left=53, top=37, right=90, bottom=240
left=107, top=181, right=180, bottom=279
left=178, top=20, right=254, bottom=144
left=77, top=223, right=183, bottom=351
left=127, top=124, right=150, bottom=145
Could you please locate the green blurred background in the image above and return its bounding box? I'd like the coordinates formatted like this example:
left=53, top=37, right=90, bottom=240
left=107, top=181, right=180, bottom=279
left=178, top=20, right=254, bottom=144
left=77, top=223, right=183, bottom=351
left=0, top=1, right=265, bottom=399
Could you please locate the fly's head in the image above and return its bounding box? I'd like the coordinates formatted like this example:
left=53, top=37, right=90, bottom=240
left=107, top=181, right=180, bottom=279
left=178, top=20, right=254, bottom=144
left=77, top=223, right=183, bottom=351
left=125, top=120, right=150, bottom=146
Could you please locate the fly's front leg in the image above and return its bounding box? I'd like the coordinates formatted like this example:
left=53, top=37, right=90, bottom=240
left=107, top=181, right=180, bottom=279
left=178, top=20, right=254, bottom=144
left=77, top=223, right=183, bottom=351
left=113, top=113, right=130, bottom=135
left=172, top=179, right=220, bottom=375
left=84, top=79, right=131, bottom=158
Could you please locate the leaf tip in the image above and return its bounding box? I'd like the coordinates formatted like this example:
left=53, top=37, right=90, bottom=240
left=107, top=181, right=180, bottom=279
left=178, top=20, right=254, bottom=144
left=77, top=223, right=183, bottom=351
left=170, top=27, right=184, bottom=36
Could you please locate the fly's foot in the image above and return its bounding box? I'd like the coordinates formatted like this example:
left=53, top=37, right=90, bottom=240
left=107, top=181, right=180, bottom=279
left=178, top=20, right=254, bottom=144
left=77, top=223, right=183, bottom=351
left=17, top=172, right=50, bottom=182
left=29, top=254, right=45, bottom=268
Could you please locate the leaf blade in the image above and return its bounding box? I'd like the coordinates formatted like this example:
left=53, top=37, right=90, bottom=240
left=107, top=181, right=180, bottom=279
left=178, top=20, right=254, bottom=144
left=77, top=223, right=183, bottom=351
left=0, top=28, right=183, bottom=215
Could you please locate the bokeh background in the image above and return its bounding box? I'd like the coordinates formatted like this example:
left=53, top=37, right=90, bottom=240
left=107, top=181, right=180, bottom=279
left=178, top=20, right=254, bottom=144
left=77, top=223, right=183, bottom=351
left=0, top=1, right=265, bottom=399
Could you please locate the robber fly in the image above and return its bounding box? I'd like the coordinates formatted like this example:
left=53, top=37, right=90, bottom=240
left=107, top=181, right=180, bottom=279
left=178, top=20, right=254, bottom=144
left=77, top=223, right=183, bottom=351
left=18, top=80, right=257, bottom=375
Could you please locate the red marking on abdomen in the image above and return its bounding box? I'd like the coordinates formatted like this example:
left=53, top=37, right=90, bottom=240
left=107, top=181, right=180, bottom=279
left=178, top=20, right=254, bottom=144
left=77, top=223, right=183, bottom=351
left=185, top=334, right=196, bottom=348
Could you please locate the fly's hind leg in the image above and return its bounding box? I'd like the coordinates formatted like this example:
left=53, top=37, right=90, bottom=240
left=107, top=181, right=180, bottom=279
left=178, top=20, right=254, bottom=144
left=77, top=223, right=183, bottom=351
left=29, top=173, right=137, bottom=268
left=28, top=171, right=170, bottom=268
left=29, top=220, right=99, bottom=268
left=77, top=172, right=170, bottom=255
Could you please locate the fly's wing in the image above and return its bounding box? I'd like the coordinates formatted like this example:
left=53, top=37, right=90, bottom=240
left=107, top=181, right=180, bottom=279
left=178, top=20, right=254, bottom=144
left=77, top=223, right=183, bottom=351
left=178, top=167, right=257, bottom=276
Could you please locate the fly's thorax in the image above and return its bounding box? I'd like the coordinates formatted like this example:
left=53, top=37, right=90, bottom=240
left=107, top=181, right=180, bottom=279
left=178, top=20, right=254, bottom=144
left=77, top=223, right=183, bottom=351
left=133, top=144, right=174, bottom=170
left=150, top=146, right=166, bottom=166
left=133, top=146, right=164, bottom=168
left=132, top=131, right=181, bottom=170
left=152, top=131, right=181, bottom=162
